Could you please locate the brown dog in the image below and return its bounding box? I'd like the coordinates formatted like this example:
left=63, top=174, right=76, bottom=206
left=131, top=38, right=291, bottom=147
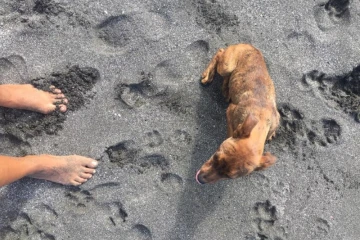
left=196, top=43, right=280, bottom=184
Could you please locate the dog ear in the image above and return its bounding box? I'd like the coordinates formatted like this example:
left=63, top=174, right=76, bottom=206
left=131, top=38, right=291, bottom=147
left=255, top=152, right=276, bottom=171
left=233, top=113, right=259, bottom=138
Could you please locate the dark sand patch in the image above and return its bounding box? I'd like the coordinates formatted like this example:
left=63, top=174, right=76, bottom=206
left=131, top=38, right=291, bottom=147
left=301, top=65, right=360, bottom=122
left=0, top=0, right=90, bottom=29
left=0, top=65, right=99, bottom=141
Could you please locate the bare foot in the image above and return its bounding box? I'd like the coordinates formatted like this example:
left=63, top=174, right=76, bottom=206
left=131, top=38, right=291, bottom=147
left=0, top=84, right=68, bottom=114
left=30, top=155, right=98, bottom=186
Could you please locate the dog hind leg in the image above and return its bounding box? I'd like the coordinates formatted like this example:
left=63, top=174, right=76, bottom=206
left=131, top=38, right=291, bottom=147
left=267, top=109, right=280, bottom=140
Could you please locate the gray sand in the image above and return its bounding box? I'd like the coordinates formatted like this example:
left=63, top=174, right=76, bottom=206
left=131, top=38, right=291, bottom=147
left=0, top=0, right=360, bottom=239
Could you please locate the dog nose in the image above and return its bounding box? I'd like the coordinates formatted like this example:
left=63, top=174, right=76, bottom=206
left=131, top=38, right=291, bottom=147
left=196, top=170, right=206, bottom=184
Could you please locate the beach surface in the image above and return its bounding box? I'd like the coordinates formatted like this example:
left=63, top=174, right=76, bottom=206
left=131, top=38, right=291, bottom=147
left=0, top=0, right=360, bottom=239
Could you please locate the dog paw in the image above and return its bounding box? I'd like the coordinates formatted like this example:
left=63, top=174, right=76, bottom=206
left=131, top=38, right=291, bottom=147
left=267, top=131, right=276, bottom=141
left=200, top=74, right=211, bottom=85
left=200, top=69, right=215, bottom=85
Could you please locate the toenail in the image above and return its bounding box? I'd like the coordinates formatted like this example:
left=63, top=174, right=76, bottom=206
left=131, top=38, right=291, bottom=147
left=93, top=169, right=96, bottom=174
left=92, top=161, right=98, bottom=167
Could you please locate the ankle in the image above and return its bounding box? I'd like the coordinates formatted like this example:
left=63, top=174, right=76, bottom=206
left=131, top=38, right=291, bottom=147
left=22, top=154, right=55, bottom=176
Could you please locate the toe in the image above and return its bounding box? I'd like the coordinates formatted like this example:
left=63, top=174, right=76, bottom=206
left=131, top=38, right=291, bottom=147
left=43, top=104, right=57, bottom=114
left=84, top=167, right=96, bottom=174
left=55, top=93, right=65, bottom=99
left=80, top=172, right=93, bottom=179
left=73, top=156, right=98, bottom=169
left=58, top=104, right=67, bottom=112
left=71, top=180, right=82, bottom=186
left=75, top=177, right=88, bottom=184
left=50, top=86, right=62, bottom=94
left=84, top=159, right=99, bottom=169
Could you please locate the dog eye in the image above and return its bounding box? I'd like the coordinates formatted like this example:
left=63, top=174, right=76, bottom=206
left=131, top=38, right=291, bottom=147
left=213, top=156, right=226, bottom=170
left=213, top=154, right=219, bottom=162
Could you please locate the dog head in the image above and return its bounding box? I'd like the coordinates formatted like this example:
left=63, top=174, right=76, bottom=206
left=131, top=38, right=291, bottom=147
left=196, top=114, right=276, bottom=184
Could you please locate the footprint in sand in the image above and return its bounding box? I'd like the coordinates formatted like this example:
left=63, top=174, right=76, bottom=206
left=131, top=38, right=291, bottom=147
left=0, top=132, right=31, bottom=156
left=0, top=211, right=56, bottom=240
left=115, top=40, right=209, bottom=115
left=132, top=11, right=170, bottom=42
left=64, top=187, right=129, bottom=226
left=137, top=154, right=169, bottom=172
left=106, top=140, right=140, bottom=168
left=313, top=0, right=351, bottom=32
left=0, top=55, right=28, bottom=84
left=127, top=224, right=152, bottom=240
left=115, top=72, right=166, bottom=109
left=314, top=218, right=330, bottom=238
left=154, top=40, right=209, bottom=83
left=251, top=173, right=271, bottom=190
left=95, top=11, right=170, bottom=52
left=301, top=66, right=360, bottom=122
left=250, top=200, right=287, bottom=240
left=107, top=201, right=128, bottom=226
left=1, top=0, right=90, bottom=29
left=274, top=103, right=341, bottom=151
left=96, top=15, right=139, bottom=48
left=273, top=103, right=307, bottom=150
left=105, top=140, right=170, bottom=173
left=158, top=172, right=184, bottom=194
left=65, top=188, right=94, bottom=214
left=169, top=129, right=192, bottom=146
left=144, top=130, right=164, bottom=148
left=194, top=0, right=239, bottom=33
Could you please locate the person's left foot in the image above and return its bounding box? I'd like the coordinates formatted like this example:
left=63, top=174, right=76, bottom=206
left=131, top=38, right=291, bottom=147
left=29, top=155, right=98, bottom=186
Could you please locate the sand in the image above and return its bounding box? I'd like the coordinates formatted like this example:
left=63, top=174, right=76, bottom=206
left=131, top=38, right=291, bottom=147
left=0, top=0, right=359, bottom=239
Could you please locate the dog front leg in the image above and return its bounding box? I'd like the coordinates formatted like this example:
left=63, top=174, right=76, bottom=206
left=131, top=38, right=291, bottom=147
left=226, top=104, right=236, bottom=138
left=222, top=76, right=230, bottom=102
left=201, top=48, right=224, bottom=85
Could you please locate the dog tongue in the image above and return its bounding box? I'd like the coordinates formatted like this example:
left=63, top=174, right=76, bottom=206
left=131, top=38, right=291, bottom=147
left=195, top=170, right=203, bottom=184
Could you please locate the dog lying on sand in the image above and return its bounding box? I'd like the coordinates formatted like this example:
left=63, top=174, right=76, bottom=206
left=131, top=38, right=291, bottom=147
left=196, top=43, right=280, bottom=184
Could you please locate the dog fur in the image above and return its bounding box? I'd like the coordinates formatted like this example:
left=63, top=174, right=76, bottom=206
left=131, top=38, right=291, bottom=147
left=196, top=43, right=280, bottom=184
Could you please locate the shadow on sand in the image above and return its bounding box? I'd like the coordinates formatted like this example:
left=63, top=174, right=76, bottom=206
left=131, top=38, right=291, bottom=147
left=167, top=74, right=229, bottom=239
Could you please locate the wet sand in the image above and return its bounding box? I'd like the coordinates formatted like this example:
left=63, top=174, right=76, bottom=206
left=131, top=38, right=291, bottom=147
left=0, top=0, right=360, bottom=239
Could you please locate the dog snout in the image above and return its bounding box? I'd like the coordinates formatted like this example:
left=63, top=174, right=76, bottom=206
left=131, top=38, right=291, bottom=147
left=196, top=170, right=206, bottom=184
